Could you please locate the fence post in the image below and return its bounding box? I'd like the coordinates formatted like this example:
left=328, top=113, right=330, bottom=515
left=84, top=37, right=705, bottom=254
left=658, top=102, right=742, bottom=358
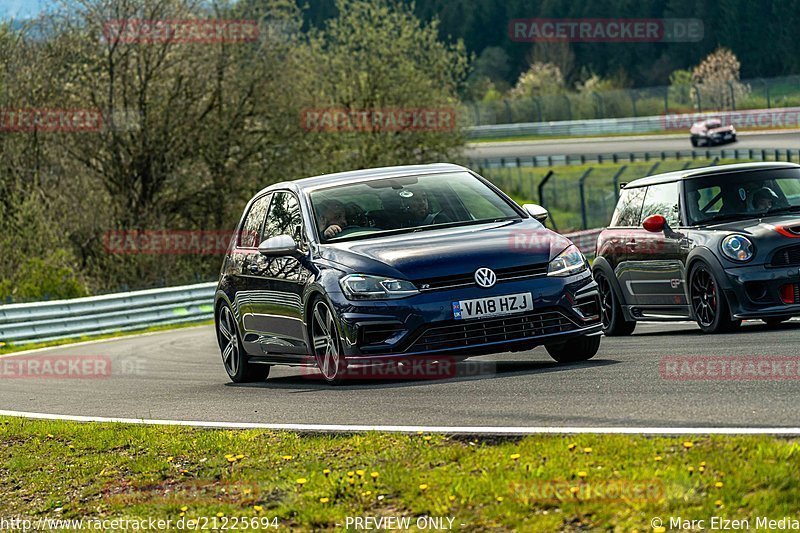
left=693, top=84, right=702, bottom=112
left=503, top=99, right=512, bottom=123
left=578, top=168, right=594, bottom=230
left=562, top=94, right=572, bottom=120
left=592, top=92, right=603, bottom=119
left=537, top=170, right=554, bottom=207
left=612, top=165, right=628, bottom=202
left=727, top=81, right=736, bottom=110
left=533, top=96, right=543, bottom=122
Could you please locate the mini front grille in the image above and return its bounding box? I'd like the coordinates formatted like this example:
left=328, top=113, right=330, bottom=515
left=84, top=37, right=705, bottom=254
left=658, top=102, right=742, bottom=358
left=771, top=245, right=800, bottom=267
left=415, top=264, right=548, bottom=291
left=404, top=310, right=576, bottom=353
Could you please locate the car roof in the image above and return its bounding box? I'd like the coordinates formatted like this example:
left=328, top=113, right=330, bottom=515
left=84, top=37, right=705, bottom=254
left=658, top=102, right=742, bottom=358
left=623, top=162, right=800, bottom=189
left=257, top=163, right=468, bottom=195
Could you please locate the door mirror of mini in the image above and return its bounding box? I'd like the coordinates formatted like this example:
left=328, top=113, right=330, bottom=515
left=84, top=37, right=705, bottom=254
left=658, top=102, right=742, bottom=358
left=642, top=214, right=666, bottom=233
left=523, top=203, right=549, bottom=222
left=258, top=234, right=300, bottom=257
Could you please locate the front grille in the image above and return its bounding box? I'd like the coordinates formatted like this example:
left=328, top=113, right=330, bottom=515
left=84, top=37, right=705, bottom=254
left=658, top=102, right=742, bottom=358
left=360, top=324, right=405, bottom=346
left=405, top=310, right=577, bottom=353
left=415, top=264, right=548, bottom=291
left=771, top=245, right=800, bottom=267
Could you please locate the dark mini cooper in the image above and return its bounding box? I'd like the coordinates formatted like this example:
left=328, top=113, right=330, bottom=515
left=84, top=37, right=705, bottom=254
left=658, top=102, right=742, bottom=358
left=594, top=162, right=800, bottom=335
left=214, top=163, right=602, bottom=383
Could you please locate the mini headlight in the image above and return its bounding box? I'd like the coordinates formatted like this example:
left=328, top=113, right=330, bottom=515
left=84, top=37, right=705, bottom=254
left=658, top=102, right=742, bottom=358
left=721, top=235, right=754, bottom=262
left=340, top=274, right=419, bottom=300
left=547, top=245, right=588, bottom=277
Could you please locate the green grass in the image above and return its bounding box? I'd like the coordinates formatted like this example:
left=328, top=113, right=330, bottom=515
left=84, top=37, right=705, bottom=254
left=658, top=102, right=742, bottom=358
left=1, top=417, right=799, bottom=530
left=0, top=319, right=214, bottom=356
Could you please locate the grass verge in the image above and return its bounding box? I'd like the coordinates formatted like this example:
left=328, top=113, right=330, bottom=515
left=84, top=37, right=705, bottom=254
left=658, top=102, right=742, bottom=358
left=1, top=417, right=798, bottom=530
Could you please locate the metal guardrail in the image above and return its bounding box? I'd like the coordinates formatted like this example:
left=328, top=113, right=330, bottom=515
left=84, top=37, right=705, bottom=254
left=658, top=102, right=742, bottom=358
left=0, top=282, right=216, bottom=346
left=472, top=147, right=799, bottom=169
left=467, top=106, right=800, bottom=139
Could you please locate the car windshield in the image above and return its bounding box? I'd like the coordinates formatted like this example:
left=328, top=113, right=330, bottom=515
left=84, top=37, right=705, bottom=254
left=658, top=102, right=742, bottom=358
left=685, top=168, right=800, bottom=225
left=309, top=171, right=521, bottom=242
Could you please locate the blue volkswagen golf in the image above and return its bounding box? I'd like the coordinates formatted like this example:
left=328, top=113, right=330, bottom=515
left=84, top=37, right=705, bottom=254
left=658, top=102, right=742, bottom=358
left=214, top=164, right=602, bottom=383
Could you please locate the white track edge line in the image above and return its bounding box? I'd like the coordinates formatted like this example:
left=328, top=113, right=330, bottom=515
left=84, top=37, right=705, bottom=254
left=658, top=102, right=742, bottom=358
left=1, top=410, right=800, bottom=435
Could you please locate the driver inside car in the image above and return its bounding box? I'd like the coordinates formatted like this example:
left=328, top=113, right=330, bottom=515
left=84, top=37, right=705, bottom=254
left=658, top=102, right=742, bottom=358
left=317, top=199, right=348, bottom=239
left=400, top=189, right=450, bottom=227
left=751, top=186, right=779, bottom=211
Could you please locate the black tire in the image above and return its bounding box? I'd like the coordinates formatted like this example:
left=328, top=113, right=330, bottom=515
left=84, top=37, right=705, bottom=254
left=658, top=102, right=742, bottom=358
left=690, top=137, right=698, bottom=147
left=546, top=335, right=601, bottom=363
left=309, top=297, right=347, bottom=384
left=763, top=316, right=791, bottom=328
left=689, top=262, right=741, bottom=334
left=216, top=303, right=270, bottom=383
left=594, top=270, right=637, bottom=336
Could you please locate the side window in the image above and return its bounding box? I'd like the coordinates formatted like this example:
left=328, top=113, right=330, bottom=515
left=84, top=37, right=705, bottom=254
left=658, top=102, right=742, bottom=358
left=262, top=192, right=303, bottom=243
left=610, top=186, right=647, bottom=227
left=641, top=182, right=681, bottom=227
left=239, top=193, right=272, bottom=247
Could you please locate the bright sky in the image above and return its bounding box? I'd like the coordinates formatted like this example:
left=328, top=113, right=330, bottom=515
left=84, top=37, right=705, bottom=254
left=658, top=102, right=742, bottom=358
left=0, top=0, right=52, bottom=20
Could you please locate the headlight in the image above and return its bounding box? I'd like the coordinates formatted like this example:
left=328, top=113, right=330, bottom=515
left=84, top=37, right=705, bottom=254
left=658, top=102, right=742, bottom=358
left=340, top=274, right=419, bottom=300
left=721, top=235, right=754, bottom=262
left=547, top=245, right=588, bottom=277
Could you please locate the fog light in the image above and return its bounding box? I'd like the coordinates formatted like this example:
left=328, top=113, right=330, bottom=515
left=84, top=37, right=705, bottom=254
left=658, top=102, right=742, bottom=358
left=780, top=284, right=798, bottom=304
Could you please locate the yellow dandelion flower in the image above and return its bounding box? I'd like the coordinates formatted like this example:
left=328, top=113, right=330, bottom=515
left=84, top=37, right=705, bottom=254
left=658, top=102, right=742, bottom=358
left=226, top=457, right=237, bottom=463
left=371, top=472, right=379, bottom=479
left=356, top=470, right=365, bottom=477
left=683, top=441, right=693, bottom=449
left=225, top=454, right=234, bottom=459
left=347, top=471, right=355, bottom=477
left=699, top=466, right=705, bottom=472
left=567, top=443, right=577, bottom=451
left=423, top=436, right=432, bottom=441
left=296, top=478, right=307, bottom=485
left=254, top=505, right=263, bottom=512
left=319, top=497, right=329, bottom=503
left=179, top=512, right=185, bottom=517
left=510, top=454, right=521, bottom=460
left=180, top=506, right=188, bottom=512
left=687, top=466, right=694, bottom=473
left=167, top=456, right=174, bottom=462
left=654, top=456, right=662, bottom=461
left=417, top=431, right=424, bottom=435
left=715, top=481, right=723, bottom=488
left=46, top=434, right=54, bottom=438
left=577, top=471, right=587, bottom=478
left=216, top=512, right=224, bottom=518
left=282, top=455, right=293, bottom=460
left=419, top=484, right=428, bottom=491
left=496, top=496, right=503, bottom=502
left=715, top=500, right=723, bottom=507
left=448, top=495, right=456, bottom=502
left=323, top=469, right=331, bottom=476
left=236, top=454, right=244, bottom=460
left=583, top=447, right=592, bottom=454
left=569, top=486, right=579, bottom=494
left=654, top=527, right=666, bottom=533
left=700, top=461, right=706, bottom=466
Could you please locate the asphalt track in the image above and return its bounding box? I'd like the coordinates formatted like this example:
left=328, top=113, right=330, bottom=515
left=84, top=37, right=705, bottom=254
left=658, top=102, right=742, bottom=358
left=465, top=131, right=800, bottom=160
left=2, top=320, right=800, bottom=431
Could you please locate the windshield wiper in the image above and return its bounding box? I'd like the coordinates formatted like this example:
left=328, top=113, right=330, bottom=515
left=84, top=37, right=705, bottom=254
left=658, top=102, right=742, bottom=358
left=701, top=213, right=754, bottom=224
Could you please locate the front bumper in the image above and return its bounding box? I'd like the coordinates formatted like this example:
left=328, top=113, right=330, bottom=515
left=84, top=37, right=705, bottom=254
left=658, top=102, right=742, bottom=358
left=328, top=271, right=601, bottom=360
left=723, top=264, right=800, bottom=319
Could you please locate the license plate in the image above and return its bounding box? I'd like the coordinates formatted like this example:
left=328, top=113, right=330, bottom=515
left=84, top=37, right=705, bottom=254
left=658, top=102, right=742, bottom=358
left=452, top=292, right=533, bottom=320
left=724, top=133, right=732, bottom=139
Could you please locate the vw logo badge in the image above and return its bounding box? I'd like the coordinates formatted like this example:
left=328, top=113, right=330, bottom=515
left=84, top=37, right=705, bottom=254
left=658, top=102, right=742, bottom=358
left=474, top=267, right=497, bottom=288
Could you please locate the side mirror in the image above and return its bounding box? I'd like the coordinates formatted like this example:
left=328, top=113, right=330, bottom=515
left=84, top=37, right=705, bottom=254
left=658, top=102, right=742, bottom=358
left=522, top=203, right=549, bottom=222
left=258, top=234, right=300, bottom=257
left=642, top=214, right=666, bottom=233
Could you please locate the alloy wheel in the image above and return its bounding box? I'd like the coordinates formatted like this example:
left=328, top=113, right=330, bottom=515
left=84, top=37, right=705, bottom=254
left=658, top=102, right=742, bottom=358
left=311, top=300, right=341, bottom=381
left=691, top=268, right=717, bottom=327
left=597, top=275, right=614, bottom=330
left=218, top=306, right=240, bottom=377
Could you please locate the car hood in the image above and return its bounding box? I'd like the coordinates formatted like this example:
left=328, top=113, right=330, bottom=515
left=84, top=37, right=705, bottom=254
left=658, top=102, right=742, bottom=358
left=708, top=125, right=735, bottom=134
left=705, top=214, right=800, bottom=236
left=319, top=219, right=571, bottom=280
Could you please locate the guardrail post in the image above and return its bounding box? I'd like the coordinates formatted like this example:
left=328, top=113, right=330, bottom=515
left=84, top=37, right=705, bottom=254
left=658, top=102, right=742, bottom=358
left=761, top=149, right=766, bottom=161
left=578, top=168, right=594, bottom=230
left=612, top=165, right=627, bottom=201
left=612, top=153, right=618, bottom=163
